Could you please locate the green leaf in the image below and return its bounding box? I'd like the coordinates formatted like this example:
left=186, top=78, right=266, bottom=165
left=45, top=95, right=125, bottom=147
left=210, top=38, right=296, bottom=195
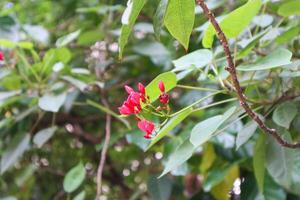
left=202, top=0, right=262, bottom=48
left=118, top=0, right=147, bottom=58
left=263, top=173, right=286, bottom=200
left=203, top=164, right=237, bottom=191
left=159, top=139, right=194, bottom=177
left=145, top=71, right=177, bottom=103
left=38, top=92, right=67, bottom=113
left=266, top=134, right=294, bottom=188
left=237, top=28, right=270, bottom=59
left=276, top=24, right=300, bottom=44
left=253, top=134, right=266, bottom=194
left=190, top=106, right=236, bottom=147
left=147, top=108, right=192, bottom=150
left=33, top=126, right=57, bottom=148
left=56, top=30, right=81, bottom=47
left=73, top=191, right=85, bottom=200
left=77, top=30, right=103, bottom=45
left=237, top=48, right=292, bottom=71
left=278, top=0, right=300, bottom=17
left=63, top=162, right=86, bottom=193
left=236, top=120, right=258, bottom=150
left=172, top=49, right=213, bottom=71
left=272, top=102, right=297, bottom=129
left=164, top=0, right=195, bottom=49
left=0, top=134, right=30, bottom=174
left=153, top=0, right=168, bottom=40
left=0, top=90, right=21, bottom=101
left=147, top=175, right=172, bottom=200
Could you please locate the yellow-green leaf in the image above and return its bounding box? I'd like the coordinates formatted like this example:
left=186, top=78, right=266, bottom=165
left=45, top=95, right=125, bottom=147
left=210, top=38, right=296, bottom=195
left=164, top=0, right=195, bottom=50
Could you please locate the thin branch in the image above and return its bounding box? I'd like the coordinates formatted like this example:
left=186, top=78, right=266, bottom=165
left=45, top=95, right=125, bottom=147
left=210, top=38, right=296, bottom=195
left=197, top=0, right=300, bottom=148
left=96, top=99, right=112, bottom=200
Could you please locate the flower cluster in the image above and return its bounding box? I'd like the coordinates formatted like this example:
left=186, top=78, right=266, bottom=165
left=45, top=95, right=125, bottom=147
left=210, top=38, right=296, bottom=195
left=119, top=81, right=170, bottom=139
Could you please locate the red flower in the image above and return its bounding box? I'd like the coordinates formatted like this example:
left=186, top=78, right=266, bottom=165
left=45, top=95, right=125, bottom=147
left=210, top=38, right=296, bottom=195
left=138, top=119, right=154, bottom=138
left=159, top=93, right=169, bottom=104
left=119, top=83, right=146, bottom=116
left=0, top=51, right=4, bottom=61
left=158, top=81, right=165, bottom=93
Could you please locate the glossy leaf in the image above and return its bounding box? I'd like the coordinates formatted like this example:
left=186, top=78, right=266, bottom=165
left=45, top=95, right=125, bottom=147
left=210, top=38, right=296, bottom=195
left=202, top=0, right=261, bottom=48
left=63, top=162, right=86, bottom=193
left=73, top=191, right=85, bottom=200
left=272, top=102, right=297, bottom=129
left=118, top=0, right=147, bottom=58
left=153, top=0, right=168, bottom=40
left=164, top=0, right=195, bottom=49
left=145, top=71, right=177, bottom=103
left=172, top=49, right=213, bottom=72
left=238, top=48, right=292, bottom=71
left=236, top=120, right=258, bottom=150
left=159, top=139, right=194, bottom=177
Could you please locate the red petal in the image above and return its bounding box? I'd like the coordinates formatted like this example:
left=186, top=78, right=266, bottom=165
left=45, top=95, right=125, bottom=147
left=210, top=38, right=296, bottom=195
left=124, top=85, right=134, bottom=94
left=158, top=81, right=165, bottom=93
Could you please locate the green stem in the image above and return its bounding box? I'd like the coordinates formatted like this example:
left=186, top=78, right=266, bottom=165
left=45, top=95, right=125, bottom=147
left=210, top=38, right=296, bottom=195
left=169, top=91, right=221, bottom=117
left=176, top=84, right=224, bottom=93
left=192, top=98, right=237, bottom=113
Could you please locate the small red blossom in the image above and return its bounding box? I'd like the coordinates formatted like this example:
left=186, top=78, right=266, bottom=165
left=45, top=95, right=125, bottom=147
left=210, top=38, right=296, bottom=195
left=0, top=51, right=4, bottom=61
left=158, top=81, right=165, bottom=93
left=138, top=83, right=145, bottom=95
left=159, top=93, right=169, bottom=104
left=119, top=83, right=146, bottom=116
left=138, top=119, right=154, bottom=139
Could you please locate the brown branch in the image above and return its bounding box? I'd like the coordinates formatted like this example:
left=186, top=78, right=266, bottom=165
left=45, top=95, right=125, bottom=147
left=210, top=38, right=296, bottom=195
left=197, top=0, right=300, bottom=148
left=95, top=99, right=112, bottom=199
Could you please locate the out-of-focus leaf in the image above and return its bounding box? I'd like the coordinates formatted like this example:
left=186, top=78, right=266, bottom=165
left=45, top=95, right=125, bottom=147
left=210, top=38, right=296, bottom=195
left=126, top=130, right=150, bottom=151
left=203, top=164, right=238, bottom=192
left=73, top=191, right=85, bottom=200
left=56, top=30, right=81, bottom=47
left=23, top=24, right=50, bottom=45
left=38, top=92, right=67, bottom=112
left=202, top=0, right=261, bottom=48
left=145, top=71, right=177, bottom=103
left=87, top=100, right=130, bottom=129
left=147, top=108, right=192, bottom=150
left=211, top=165, right=239, bottom=200
left=236, top=121, right=258, bottom=150
left=0, top=90, right=21, bottom=101
left=263, top=173, right=286, bottom=200
left=272, top=102, right=297, bottom=129
left=63, top=162, right=86, bottom=193
left=253, top=134, right=266, bottom=194
left=159, top=139, right=194, bottom=177
left=61, top=76, right=88, bottom=92
left=276, top=24, right=300, bottom=44
left=0, top=134, right=30, bottom=174
left=147, top=175, right=172, bottom=200
left=164, top=0, right=195, bottom=49
left=118, top=0, right=147, bottom=58
left=153, top=0, right=168, bottom=40
left=278, top=0, right=300, bottom=17
left=253, top=14, right=273, bottom=28
left=266, top=134, right=294, bottom=188
left=77, top=30, right=103, bottom=45
left=33, top=126, right=57, bottom=148
left=200, top=143, right=216, bottom=173
left=238, top=48, right=292, bottom=71
left=172, top=49, right=212, bottom=72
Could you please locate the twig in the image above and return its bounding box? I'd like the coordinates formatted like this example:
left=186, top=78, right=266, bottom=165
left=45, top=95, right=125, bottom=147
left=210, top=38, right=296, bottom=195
left=95, top=99, right=112, bottom=199
left=197, top=0, right=300, bottom=148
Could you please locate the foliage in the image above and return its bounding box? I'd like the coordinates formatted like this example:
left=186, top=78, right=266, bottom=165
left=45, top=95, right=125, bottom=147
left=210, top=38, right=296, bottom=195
left=1, top=0, right=300, bottom=199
